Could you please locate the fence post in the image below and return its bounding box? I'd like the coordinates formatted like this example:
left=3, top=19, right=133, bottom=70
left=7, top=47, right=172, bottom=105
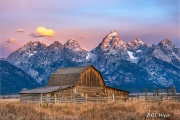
left=172, top=86, right=176, bottom=95
left=112, top=94, right=115, bottom=102
left=161, top=94, right=164, bottom=101
left=74, top=87, right=76, bottom=93
left=157, top=89, right=159, bottom=96
left=138, top=94, right=140, bottom=100
left=152, top=89, right=155, bottom=96
left=55, top=94, right=56, bottom=104
left=40, top=93, right=42, bottom=104
left=86, top=94, right=87, bottom=103
left=144, top=88, right=147, bottom=96
left=71, top=86, right=72, bottom=102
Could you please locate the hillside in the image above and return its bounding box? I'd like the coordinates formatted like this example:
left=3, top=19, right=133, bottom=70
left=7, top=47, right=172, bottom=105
left=0, top=60, right=39, bottom=95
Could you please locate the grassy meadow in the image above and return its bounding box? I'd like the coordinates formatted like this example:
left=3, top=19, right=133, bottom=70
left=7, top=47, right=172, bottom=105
left=0, top=99, right=180, bottom=120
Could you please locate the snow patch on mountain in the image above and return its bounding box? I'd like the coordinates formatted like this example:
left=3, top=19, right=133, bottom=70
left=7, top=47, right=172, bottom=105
left=86, top=52, right=98, bottom=62
left=72, top=58, right=84, bottom=62
left=104, top=49, right=118, bottom=55
left=127, top=51, right=137, bottom=59
left=136, top=50, right=142, bottom=53
left=25, top=51, right=37, bottom=57
left=86, top=52, right=94, bottom=60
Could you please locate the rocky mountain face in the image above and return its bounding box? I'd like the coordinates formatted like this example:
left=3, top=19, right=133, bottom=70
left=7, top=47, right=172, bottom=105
left=0, top=60, right=39, bottom=95
left=7, top=39, right=87, bottom=84
left=7, top=30, right=180, bottom=92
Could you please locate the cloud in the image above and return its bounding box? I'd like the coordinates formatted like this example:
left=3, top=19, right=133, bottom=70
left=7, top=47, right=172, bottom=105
left=80, top=36, right=86, bottom=39
left=36, top=26, right=55, bottom=37
left=29, top=27, right=55, bottom=40
left=46, top=37, right=54, bottom=40
left=6, top=37, right=17, bottom=43
left=29, top=33, right=54, bottom=41
left=29, top=33, right=42, bottom=38
left=17, top=29, right=26, bottom=32
left=80, top=35, right=87, bottom=39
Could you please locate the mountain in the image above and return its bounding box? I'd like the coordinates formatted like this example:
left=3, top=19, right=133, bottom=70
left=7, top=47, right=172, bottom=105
left=85, top=32, right=179, bottom=92
left=7, top=40, right=87, bottom=84
left=87, top=30, right=129, bottom=64
left=0, top=60, right=39, bottom=95
left=6, top=30, right=180, bottom=92
left=100, top=30, right=126, bottom=50
left=127, top=38, right=144, bottom=50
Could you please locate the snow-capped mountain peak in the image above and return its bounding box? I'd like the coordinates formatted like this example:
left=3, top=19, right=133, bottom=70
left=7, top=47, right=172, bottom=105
left=127, top=38, right=144, bottom=49
left=108, top=30, right=118, bottom=37
left=49, top=41, right=63, bottom=50
left=20, top=41, right=47, bottom=53
left=100, top=30, right=126, bottom=49
left=64, top=39, right=85, bottom=52
left=133, top=38, right=144, bottom=44
left=158, top=38, right=175, bottom=47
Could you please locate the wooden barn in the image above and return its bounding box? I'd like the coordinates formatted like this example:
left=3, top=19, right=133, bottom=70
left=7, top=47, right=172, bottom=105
left=20, top=65, right=129, bottom=102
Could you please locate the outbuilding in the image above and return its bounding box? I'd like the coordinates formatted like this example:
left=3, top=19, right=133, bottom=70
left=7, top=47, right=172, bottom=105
left=20, top=65, right=129, bottom=102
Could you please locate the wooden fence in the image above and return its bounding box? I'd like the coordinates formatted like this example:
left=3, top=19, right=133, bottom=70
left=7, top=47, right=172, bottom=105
left=128, top=95, right=180, bottom=102
left=144, top=95, right=180, bottom=102
left=40, top=94, right=116, bottom=104
left=20, top=93, right=132, bottom=103
left=20, top=93, right=180, bottom=104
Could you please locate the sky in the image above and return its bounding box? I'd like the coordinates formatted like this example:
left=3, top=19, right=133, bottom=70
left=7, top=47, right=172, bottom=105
left=0, top=0, right=179, bottom=58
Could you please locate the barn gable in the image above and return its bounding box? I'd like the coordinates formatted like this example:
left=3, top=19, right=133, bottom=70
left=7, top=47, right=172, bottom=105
left=78, top=66, right=105, bottom=86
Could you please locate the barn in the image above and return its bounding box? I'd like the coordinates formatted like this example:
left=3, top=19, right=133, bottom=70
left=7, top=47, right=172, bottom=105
left=20, top=65, right=129, bottom=102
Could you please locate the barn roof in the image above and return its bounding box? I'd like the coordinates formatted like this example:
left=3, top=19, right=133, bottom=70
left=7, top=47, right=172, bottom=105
left=47, top=65, right=92, bottom=86
left=55, top=65, right=90, bottom=74
left=19, top=85, right=72, bottom=94
left=106, top=86, right=130, bottom=93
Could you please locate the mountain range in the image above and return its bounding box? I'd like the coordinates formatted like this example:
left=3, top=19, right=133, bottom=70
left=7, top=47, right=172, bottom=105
left=5, top=30, right=180, bottom=92
left=0, top=59, right=39, bottom=95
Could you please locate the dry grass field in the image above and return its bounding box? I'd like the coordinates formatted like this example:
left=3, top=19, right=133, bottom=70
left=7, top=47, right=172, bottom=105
left=0, top=99, right=180, bottom=120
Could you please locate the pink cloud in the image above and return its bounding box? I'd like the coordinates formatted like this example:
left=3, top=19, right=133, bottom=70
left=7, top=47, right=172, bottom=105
left=46, top=37, right=54, bottom=40
left=6, top=37, right=17, bottom=43
left=80, top=35, right=87, bottom=39
left=17, top=29, right=26, bottom=32
left=29, top=33, right=43, bottom=38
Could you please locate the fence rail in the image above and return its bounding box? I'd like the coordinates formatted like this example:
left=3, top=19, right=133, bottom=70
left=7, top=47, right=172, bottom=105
left=140, top=95, right=180, bottom=102
left=19, top=92, right=180, bottom=104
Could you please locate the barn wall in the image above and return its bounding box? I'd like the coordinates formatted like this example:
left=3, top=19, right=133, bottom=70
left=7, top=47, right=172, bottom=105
left=78, top=66, right=104, bottom=86
left=53, top=87, right=76, bottom=98
left=75, top=85, right=105, bottom=96
left=105, top=87, right=129, bottom=97
left=20, top=94, right=42, bottom=101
